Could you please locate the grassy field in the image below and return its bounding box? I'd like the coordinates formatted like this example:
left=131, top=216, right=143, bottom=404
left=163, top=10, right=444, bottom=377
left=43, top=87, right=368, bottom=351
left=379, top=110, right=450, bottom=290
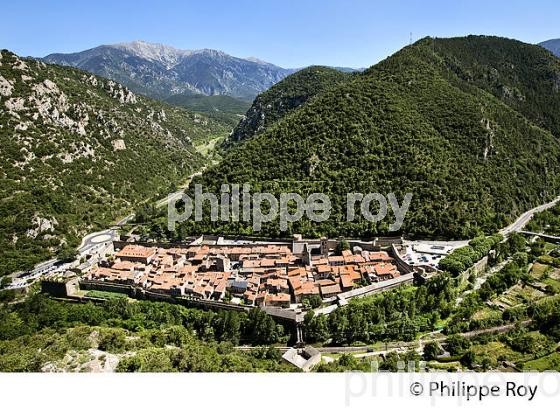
left=195, top=135, right=224, bottom=156
left=471, top=341, right=530, bottom=368
left=495, top=284, right=547, bottom=308
left=472, top=306, right=502, bottom=321
left=85, top=290, right=128, bottom=301
left=530, top=262, right=551, bottom=279
left=522, top=352, right=560, bottom=371
left=527, top=262, right=560, bottom=294
left=426, top=360, right=462, bottom=371
left=542, top=278, right=560, bottom=294
left=543, top=242, right=559, bottom=252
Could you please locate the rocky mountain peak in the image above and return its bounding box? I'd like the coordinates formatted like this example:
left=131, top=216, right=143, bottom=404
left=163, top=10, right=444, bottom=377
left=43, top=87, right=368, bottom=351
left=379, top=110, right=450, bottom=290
left=42, top=42, right=293, bottom=100
left=111, top=40, right=195, bottom=68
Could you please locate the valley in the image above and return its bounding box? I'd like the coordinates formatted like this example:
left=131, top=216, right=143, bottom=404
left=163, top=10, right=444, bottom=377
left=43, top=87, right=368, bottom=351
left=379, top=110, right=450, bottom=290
left=2, top=227, right=559, bottom=373
left=2, top=34, right=560, bottom=374
left=0, top=49, right=230, bottom=277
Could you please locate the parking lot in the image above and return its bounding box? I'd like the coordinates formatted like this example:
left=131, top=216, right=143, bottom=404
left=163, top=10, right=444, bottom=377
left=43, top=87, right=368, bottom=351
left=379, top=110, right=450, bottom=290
left=400, top=243, right=454, bottom=269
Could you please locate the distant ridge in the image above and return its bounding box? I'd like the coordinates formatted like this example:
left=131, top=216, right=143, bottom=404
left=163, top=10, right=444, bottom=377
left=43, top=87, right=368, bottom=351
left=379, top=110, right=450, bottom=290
left=42, top=41, right=292, bottom=100
left=42, top=41, right=360, bottom=102
left=540, top=38, right=560, bottom=57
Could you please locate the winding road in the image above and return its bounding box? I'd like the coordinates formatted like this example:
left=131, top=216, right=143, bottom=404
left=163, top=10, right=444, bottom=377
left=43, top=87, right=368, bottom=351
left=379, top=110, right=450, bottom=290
left=499, top=195, right=560, bottom=236
left=77, top=169, right=205, bottom=256
left=403, top=195, right=560, bottom=251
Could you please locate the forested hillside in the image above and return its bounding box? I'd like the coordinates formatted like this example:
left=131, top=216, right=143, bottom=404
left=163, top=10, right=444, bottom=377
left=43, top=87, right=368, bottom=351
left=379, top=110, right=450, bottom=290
left=182, top=36, right=560, bottom=240
left=165, top=94, right=250, bottom=127
left=0, top=294, right=292, bottom=372
left=0, top=50, right=228, bottom=275
left=419, top=36, right=560, bottom=136
left=227, top=66, right=353, bottom=145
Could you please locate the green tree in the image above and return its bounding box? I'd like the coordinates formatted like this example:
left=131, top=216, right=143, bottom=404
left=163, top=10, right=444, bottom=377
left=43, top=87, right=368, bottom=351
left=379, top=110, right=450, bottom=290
left=0, top=276, right=12, bottom=289
left=445, top=335, right=471, bottom=356
left=423, top=341, right=443, bottom=361
left=98, top=328, right=127, bottom=353
left=335, top=240, right=350, bottom=256
left=247, top=308, right=282, bottom=344
left=460, top=350, right=476, bottom=368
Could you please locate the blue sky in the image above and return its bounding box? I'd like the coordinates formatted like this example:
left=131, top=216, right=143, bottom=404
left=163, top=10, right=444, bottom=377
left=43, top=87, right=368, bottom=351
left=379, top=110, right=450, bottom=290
left=1, top=0, right=559, bottom=68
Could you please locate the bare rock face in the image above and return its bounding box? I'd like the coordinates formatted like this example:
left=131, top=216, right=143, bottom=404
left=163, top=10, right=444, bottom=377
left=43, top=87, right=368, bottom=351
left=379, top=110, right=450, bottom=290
left=4, top=96, right=25, bottom=113
left=12, top=57, right=28, bottom=71
left=111, top=139, right=126, bottom=151
left=84, top=74, right=98, bottom=87
left=26, top=215, right=59, bottom=239
left=105, top=80, right=137, bottom=104
left=23, top=79, right=90, bottom=136
left=15, top=122, right=29, bottom=131
left=0, top=75, right=13, bottom=97
left=193, top=113, right=208, bottom=125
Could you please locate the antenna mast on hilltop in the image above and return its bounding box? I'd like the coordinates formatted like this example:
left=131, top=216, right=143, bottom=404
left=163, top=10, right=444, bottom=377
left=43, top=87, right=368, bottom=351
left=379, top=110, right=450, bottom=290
left=409, top=32, right=413, bottom=45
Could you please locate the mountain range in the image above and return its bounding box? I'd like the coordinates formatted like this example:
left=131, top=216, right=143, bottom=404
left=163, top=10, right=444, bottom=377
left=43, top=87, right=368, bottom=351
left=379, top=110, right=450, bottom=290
left=42, top=41, right=297, bottom=101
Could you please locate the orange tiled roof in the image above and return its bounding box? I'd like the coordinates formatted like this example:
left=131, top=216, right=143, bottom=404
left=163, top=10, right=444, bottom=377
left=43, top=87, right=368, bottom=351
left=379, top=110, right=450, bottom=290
left=321, top=283, right=342, bottom=295
left=340, top=274, right=354, bottom=289
left=116, top=245, right=156, bottom=259
left=374, top=263, right=398, bottom=276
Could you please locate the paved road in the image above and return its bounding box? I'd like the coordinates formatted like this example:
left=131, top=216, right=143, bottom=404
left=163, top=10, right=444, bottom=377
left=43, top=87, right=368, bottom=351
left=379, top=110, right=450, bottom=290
left=403, top=195, right=560, bottom=251
left=74, top=169, right=204, bottom=258
left=499, top=195, right=560, bottom=236
left=154, top=169, right=204, bottom=209
left=2, top=258, right=63, bottom=290
left=74, top=213, right=136, bottom=264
